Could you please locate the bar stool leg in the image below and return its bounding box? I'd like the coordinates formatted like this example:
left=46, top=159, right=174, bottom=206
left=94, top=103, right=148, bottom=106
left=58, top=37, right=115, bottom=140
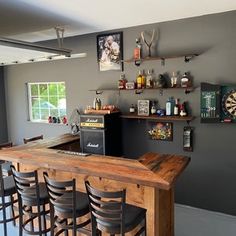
left=64, top=219, right=68, bottom=236
left=2, top=195, right=7, bottom=236
left=144, top=216, right=147, bottom=236
left=18, top=200, right=23, bottom=236
left=10, top=195, right=16, bottom=226
left=37, top=204, right=43, bottom=236
left=72, top=217, right=76, bottom=236
left=29, top=206, right=34, bottom=231
left=50, top=204, right=55, bottom=236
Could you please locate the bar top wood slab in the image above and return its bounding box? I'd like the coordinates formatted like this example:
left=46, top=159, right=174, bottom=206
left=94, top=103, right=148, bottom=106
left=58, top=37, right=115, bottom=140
left=0, top=134, right=190, bottom=190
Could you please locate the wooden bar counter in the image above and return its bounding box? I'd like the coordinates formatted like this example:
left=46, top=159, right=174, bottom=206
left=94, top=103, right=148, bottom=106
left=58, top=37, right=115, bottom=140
left=0, top=134, right=190, bottom=236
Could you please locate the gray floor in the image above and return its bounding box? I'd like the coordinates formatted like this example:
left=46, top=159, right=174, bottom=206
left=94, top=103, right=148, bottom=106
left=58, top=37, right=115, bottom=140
left=1, top=204, right=236, bottom=235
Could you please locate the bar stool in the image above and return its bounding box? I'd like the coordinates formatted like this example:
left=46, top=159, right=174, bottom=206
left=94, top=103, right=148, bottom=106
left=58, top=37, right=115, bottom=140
left=43, top=172, right=91, bottom=236
left=0, top=142, right=13, bottom=176
left=85, top=181, right=147, bottom=236
left=11, top=165, right=50, bottom=236
left=0, top=163, right=18, bottom=236
left=23, top=135, right=43, bottom=144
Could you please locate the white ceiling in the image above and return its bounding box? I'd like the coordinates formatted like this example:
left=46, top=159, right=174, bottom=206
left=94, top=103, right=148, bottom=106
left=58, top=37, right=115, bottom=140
left=1, top=0, right=236, bottom=42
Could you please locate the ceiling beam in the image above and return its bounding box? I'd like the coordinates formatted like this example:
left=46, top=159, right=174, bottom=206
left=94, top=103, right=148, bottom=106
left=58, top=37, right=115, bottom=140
left=0, top=37, right=71, bottom=57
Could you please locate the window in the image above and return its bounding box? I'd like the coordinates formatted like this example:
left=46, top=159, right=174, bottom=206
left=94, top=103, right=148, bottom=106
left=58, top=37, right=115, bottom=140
left=28, top=82, right=66, bottom=122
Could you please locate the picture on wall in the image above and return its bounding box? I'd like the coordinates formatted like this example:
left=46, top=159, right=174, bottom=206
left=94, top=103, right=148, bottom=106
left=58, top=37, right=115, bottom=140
left=148, top=122, right=173, bottom=141
left=97, top=32, right=123, bottom=71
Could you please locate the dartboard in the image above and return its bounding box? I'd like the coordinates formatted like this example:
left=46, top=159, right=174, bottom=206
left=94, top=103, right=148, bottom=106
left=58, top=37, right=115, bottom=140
left=222, top=90, right=236, bottom=118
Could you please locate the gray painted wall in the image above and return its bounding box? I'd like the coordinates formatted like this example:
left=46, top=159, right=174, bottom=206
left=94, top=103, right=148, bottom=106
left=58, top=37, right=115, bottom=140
left=4, top=11, right=236, bottom=215
left=0, top=67, right=8, bottom=142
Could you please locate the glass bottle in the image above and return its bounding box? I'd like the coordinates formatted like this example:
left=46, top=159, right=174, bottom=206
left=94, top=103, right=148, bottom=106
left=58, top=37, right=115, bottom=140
left=136, top=70, right=142, bottom=89
left=134, top=38, right=142, bottom=66
left=181, top=72, right=190, bottom=88
left=129, top=104, right=135, bottom=113
left=146, top=69, right=153, bottom=89
left=166, top=98, right=172, bottom=116
left=151, top=101, right=157, bottom=114
left=174, top=99, right=179, bottom=116
left=141, top=70, right=146, bottom=89
left=171, top=72, right=178, bottom=88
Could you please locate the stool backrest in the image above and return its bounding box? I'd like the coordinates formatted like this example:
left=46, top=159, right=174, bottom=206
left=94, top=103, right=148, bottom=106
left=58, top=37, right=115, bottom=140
left=0, top=142, right=13, bottom=149
left=23, top=135, right=43, bottom=144
left=85, top=180, right=126, bottom=234
left=43, top=172, right=76, bottom=215
left=11, top=165, right=40, bottom=206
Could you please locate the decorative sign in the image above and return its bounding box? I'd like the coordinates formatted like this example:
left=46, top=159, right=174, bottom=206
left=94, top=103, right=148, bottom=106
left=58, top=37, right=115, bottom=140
left=138, top=100, right=150, bottom=116
left=148, top=122, right=173, bottom=141
left=97, top=32, right=123, bottom=71
left=201, top=83, right=236, bottom=123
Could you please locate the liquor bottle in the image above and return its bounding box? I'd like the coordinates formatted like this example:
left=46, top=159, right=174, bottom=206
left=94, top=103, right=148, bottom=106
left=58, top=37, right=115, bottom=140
left=151, top=101, right=157, bottom=114
left=129, top=104, right=135, bottom=113
left=146, top=69, right=153, bottom=88
left=141, top=70, right=146, bottom=89
left=134, top=38, right=142, bottom=66
left=180, top=102, right=187, bottom=116
left=181, top=72, right=190, bottom=88
left=136, top=70, right=142, bottom=89
left=171, top=72, right=178, bottom=88
left=174, top=99, right=179, bottom=116
left=166, top=98, right=172, bottom=116
left=95, top=98, right=102, bottom=110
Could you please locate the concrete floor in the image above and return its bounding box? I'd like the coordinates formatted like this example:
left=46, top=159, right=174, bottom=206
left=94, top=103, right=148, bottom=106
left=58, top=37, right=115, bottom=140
left=1, top=204, right=236, bottom=236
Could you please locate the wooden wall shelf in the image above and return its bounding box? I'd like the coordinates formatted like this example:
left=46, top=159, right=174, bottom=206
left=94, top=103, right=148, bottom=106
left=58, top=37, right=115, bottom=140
left=121, top=114, right=195, bottom=122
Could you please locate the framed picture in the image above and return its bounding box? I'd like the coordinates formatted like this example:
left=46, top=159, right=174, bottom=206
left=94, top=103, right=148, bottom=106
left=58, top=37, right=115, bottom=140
left=148, top=122, right=173, bottom=141
left=138, top=100, right=150, bottom=116
left=97, top=32, right=123, bottom=71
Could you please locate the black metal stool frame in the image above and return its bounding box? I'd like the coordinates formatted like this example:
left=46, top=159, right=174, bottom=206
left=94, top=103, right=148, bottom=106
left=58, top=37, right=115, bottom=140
left=11, top=165, right=50, bottom=236
left=85, top=180, right=147, bottom=236
left=43, top=172, right=91, bottom=236
left=0, top=164, right=18, bottom=236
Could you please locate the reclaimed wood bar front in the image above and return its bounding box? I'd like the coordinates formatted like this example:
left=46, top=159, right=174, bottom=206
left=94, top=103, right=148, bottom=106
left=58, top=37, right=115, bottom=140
left=0, top=134, right=190, bottom=236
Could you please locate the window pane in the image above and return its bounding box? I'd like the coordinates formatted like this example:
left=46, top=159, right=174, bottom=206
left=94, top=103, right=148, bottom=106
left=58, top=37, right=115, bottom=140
left=39, top=84, right=48, bottom=96
left=58, top=97, right=66, bottom=109
left=41, top=109, right=50, bottom=120
left=40, top=97, right=51, bottom=109
left=49, top=97, right=58, bottom=107
left=50, top=109, right=59, bottom=117
left=59, top=109, right=66, bottom=117
left=31, top=97, right=40, bottom=108
left=48, top=84, right=57, bottom=96
left=58, top=83, right=65, bottom=96
left=30, top=84, right=38, bottom=96
left=32, top=109, right=40, bottom=120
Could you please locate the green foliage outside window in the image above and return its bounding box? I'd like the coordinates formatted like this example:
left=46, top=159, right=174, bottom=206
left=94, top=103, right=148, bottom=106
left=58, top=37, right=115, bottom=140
left=28, top=82, right=66, bottom=122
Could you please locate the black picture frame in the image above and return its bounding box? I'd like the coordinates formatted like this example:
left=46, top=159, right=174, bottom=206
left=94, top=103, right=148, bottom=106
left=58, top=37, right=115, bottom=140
left=96, top=31, right=123, bottom=72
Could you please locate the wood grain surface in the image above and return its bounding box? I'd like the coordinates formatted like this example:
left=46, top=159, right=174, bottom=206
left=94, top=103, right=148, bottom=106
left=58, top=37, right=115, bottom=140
left=0, top=134, right=190, bottom=190
left=0, top=133, right=190, bottom=236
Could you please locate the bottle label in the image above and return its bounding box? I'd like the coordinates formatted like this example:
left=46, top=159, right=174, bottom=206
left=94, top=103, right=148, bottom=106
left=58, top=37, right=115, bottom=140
left=134, top=48, right=141, bottom=60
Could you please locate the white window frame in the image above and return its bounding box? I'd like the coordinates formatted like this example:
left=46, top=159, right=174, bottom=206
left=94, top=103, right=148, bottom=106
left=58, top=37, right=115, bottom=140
left=27, top=82, right=66, bottom=123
